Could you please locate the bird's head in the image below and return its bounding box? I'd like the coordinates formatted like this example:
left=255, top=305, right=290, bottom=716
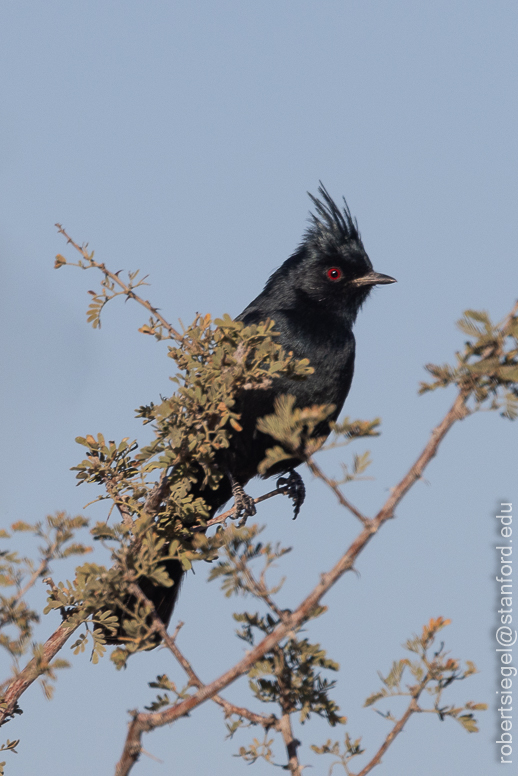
left=280, top=184, right=396, bottom=321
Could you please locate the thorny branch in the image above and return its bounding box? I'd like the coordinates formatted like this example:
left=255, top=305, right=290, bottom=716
left=0, top=621, right=77, bottom=725
left=354, top=696, right=422, bottom=776
left=114, top=388, right=471, bottom=776
left=0, top=556, right=52, bottom=633
left=46, top=239, right=515, bottom=773
left=278, top=711, right=302, bottom=776
left=130, top=584, right=276, bottom=728
left=373, top=391, right=468, bottom=524
left=0, top=481, right=296, bottom=730
left=196, top=482, right=293, bottom=531
left=0, top=548, right=61, bottom=698
left=353, top=653, right=446, bottom=776
left=274, top=645, right=303, bottom=776
left=55, top=225, right=182, bottom=341
left=306, top=459, right=368, bottom=524
left=115, top=586, right=277, bottom=776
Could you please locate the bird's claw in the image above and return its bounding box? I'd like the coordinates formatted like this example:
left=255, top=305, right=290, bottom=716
left=277, top=469, right=306, bottom=519
left=230, top=478, right=257, bottom=522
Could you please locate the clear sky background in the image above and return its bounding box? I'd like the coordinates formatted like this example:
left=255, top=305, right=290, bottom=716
left=1, top=2, right=517, bottom=774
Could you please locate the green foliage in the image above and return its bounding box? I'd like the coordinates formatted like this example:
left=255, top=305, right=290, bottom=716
left=310, top=733, right=364, bottom=774
left=139, top=314, right=313, bottom=477
left=311, top=619, right=486, bottom=774
left=256, top=394, right=336, bottom=473
left=144, top=674, right=194, bottom=711
left=326, top=416, right=381, bottom=447
left=0, top=512, right=89, bottom=699
left=55, top=245, right=152, bottom=333
left=42, top=244, right=499, bottom=774
left=420, top=308, right=518, bottom=417
left=43, top=314, right=314, bottom=657
left=235, top=733, right=276, bottom=766
left=207, top=524, right=290, bottom=599
left=334, top=451, right=374, bottom=487
left=73, top=435, right=139, bottom=488
left=247, top=636, right=345, bottom=726
left=0, top=738, right=20, bottom=774
left=365, top=618, right=486, bottom=732
left=209, top=523, right=345, bottom=743
left=257, top=402, right=380, bottom=487
left=86, top=268, right=149, bottom=330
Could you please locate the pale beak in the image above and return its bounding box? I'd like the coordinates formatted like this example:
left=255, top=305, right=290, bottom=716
left=351, top=271, right=397, bottom=287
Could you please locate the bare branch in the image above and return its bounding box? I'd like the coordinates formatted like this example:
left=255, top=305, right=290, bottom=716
left=373, top=391, right=469, bottom=525
left=0, top=621, right=77, bottom=726
left=0, top=554, right=53, bottom=634
left=113, top=387, right=473, bottom=775
left=0, top=385, right=471, bottom=759
left=115, top=585, right=277, bottom=775
left=354, top=691, right=426, bottom=776
left=113, top=523, right=373, bottom=776
left=278, top=712, right=302, bottom=776
left=142, top=470, right=171, bottom=517
left=131, top=584, right=276, bottom=726
left=105, top=480, right=135, bottom=532
left=273, top=645, right=303, bottom=775
left=196, top=483, right=292, bottom=531
left=55, top=225, right=182, bottom=340
left=307, top=458, right=368, bottom=524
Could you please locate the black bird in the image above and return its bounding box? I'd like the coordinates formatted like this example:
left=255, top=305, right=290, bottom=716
left=109, top=184, right=395, bottom=643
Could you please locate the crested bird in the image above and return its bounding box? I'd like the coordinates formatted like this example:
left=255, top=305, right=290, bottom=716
left=107, top=184, right=396, bottom=643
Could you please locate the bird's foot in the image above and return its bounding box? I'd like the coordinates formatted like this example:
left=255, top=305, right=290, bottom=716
left=229, top=475, right=257, bottom=522
left=277, top=469, right=306, bottom=519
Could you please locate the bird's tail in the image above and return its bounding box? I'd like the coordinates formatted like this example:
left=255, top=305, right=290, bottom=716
left=102, top=472, right=233, bottom=647
left=139, top=557, right=186, bottom=633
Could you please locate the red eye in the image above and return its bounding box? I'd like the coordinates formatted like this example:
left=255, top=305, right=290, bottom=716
left=327, top=267, right=342, bottom=281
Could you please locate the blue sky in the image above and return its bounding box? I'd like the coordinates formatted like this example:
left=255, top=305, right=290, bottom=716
left=1, top=2, right=517, bottom=774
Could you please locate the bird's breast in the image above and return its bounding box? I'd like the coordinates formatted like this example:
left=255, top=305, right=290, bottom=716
left=274, top=312, right=356, bottom=414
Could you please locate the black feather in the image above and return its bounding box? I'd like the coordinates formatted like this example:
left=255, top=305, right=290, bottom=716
left=106, top=186, right=395, bottom=645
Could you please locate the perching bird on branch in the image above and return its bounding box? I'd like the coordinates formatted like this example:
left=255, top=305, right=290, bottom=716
left=107, top=184, right=396, bottom=643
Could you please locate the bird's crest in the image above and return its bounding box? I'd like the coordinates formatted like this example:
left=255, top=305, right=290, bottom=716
left=305, top=183, right=363, bottom=253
